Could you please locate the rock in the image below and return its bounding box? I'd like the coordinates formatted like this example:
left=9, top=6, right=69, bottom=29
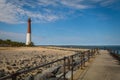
left=6, top=66, right=12, bottom=70
left=34, top=72, right=55, bottom=80
left=34, top=73, right=45, bottom=80
left=36, top=69, right=42, bottom=74
left=25, top=75, right=34, bottom=80
left=11, top=63, right=16, bottom=66
left=5, top=61, right=10, bottom=65
left=51, top=66, right=61, bottom=75
left=13, top=66, right=19, bottom=70
left=46, top=72, right=55, bottom=78
left=0, top=60, right=3, bottom=64
left=0, top=69, right=5, bottom=77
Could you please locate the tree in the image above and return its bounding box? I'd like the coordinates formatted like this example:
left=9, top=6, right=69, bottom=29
left=0, top=39, right=26, bottom=47
left=28, top=42, right=34, bottom=46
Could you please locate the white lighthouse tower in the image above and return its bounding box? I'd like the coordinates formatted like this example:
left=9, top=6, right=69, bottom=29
left=26, top=18, right=31, bottom=45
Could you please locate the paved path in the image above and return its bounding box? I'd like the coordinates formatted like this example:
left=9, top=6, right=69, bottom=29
left=79, top=50, right=120, bottom=80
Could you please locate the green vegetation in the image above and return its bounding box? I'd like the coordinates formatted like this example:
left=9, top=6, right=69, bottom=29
left=26, top=42, right=34, bottom=47
left=0, top=39, right=30, bottom=47
left=29, top=42, right=34, bottom=46
left=0, top=39, right=34, bottom=47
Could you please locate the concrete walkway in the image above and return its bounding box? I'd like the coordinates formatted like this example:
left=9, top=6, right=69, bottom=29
left=79, top=50, right=120, bottom=80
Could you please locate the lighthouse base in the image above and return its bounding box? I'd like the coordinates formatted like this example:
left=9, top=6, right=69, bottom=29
left=26, top=33, right=31, bottom=45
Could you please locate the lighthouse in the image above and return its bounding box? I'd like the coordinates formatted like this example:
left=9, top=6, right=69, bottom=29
left=26, top=18, right=32, bottom=45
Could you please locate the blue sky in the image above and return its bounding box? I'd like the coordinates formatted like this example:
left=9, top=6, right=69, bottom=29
left=0, top=0, right=120, bottom=45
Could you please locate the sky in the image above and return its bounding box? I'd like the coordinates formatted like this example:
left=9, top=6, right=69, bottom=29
left=0, top=0, right=120, bottom=45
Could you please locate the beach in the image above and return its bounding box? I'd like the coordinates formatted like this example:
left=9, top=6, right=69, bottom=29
left=0, top=47, right=89, bottom=79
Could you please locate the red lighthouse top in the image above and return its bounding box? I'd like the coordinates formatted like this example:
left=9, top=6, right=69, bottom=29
left=28, top=18, right=31, bottom=22
left=27, top=18, right=31, bottom=33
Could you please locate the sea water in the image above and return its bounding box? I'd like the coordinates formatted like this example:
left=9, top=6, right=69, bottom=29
left=56, top=45, right=120, bottom=54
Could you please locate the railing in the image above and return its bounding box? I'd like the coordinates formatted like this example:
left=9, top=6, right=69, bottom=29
left=109, top=50, right=120, bottom=62
left=0, top=49, right=97, bottom=80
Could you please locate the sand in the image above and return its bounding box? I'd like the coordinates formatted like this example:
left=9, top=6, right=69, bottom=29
left=0, top=47, right=89, bottom=78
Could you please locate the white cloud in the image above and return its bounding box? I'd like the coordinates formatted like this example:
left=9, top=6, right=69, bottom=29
left=0, top=0, right=18, bottom=23
left=38, top=0, right=58, bottom=7
left=0, top=0, right=118, bottom=24
left=15, top=8, right=60, bottom=23
left=60, top=0, right=90, bottom=9
left=100, top=0, right=116, bottom=6
left=0, top=30, right=25, bottom=42
left=0, top=0, right=61, bottom=24
left=90, top=0, right=118, bottom=6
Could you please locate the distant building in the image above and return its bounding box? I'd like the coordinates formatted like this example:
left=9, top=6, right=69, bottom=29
left=26, top=18, right=32, bottom=45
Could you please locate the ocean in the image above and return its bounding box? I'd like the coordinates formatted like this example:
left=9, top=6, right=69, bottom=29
left=40, top=45, right=120, bottom=54
left=53, top=45, right=120, bottom=54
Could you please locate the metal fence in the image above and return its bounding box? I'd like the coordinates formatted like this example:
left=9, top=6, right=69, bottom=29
left=0, top=49, right=97, bottom=80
